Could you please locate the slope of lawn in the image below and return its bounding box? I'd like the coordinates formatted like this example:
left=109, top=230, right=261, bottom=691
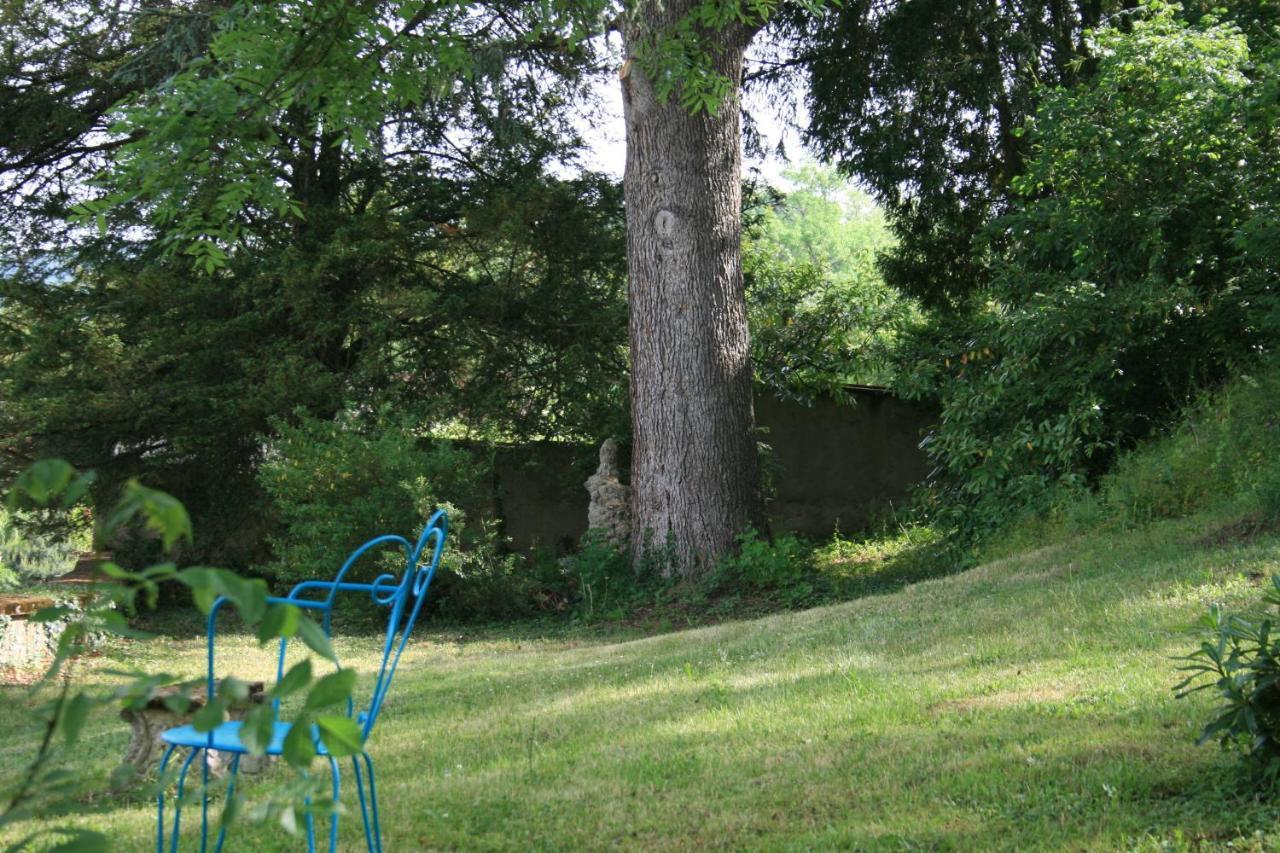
left=3, top=509, right=1279, bottom=850
left=6, top=367, right=1280, bottom=850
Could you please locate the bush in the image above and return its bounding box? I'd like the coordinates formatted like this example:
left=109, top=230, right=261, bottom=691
left=1177, top=577, right=1280, bottom=789
left=0, top=507, right=90, bottom=589
left=257, top=410, right=513, bottom=617
left=565, top=531, right=649, bottom=622
left=710, top=530, right=822, bottom=610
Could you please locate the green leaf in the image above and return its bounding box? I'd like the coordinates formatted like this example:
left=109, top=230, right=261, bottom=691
left=219, top=676, right=250, bottom=703
left=239, top=704, right=276, bottom=755
left=60, top=470, right=98, bottom=509
left=257, top=602, right=301, bottom=643
left=105, top=480, right=192, bottom=548
left=271, top=659, right=312, bottom=700
left=163, top=692, right=194, bottom=715
left=28, top=606, right=74, bottom=623
left=297, top=616, right=337, bottom=663
left=99, top=561, right=140, bottom=582
left=178, top=567, right=268, bottom=624
left=305, top=669, right=356, bottom=711
left=62, top=692, right=93, bottom=746
left=7, top=459, right=75, bottom=508
left=219, top=789, right=243, bottom=831
left=192, top=696, right=229, bottom=732
left=282, top=716, right=317, bottom=768
left=316, top=715, right=363, bottom=757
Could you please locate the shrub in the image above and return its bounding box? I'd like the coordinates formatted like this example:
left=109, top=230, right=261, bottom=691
left=711, top=530, right=822, bottom=609
left=0, top=507, right=90, bottom=588
left=1177, top=577, right=1280, bottom=788
left=257, top=410, right=505, bottom=611
left=563, top=531, right=646, bottom=622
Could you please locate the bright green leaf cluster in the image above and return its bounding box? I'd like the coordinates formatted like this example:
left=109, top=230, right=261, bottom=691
left=0, top=460, right=362, bottom=848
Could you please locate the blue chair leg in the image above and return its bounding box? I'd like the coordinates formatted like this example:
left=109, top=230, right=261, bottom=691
left=327, top=756, right=341, bottom=853
left=157, top=744, right=178, bottom=853
left=171, top=748, right=200, bottom=853
left=351, top=756, right=374, bottom=853
left=304, top=769, right=316, bottom=853
left=199, top=748, right=211, bottom=853
left=362, top=753, right=382, bottom=853
left=213, top=753, right=241, bottom=853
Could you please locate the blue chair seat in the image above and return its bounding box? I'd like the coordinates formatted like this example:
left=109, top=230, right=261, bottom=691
left=162, top=714, right=370, bottom=756
left=161, top=720, right=312, bottom=755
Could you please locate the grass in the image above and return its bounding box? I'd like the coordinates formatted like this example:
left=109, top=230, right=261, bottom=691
left=3, top=506, right=1280, bottom=850
left=6, top=366, right=1280, bottom=850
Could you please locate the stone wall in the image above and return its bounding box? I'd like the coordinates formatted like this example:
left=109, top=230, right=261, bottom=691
left=756, top=388, right=935, bottom=538
left=489, top=387, right=936, bottom=551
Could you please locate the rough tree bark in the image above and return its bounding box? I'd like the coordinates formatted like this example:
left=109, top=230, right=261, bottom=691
left=621, top=4, right=764, bottom=577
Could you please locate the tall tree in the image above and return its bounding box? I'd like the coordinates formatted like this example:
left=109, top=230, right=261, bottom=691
left=0, top=1, right=629, bottom=565
left=621, top=3, right=764, bottom=572
left=785, top=0, right=1117, bottom=310
left=23, top=0, right=814, bottom=576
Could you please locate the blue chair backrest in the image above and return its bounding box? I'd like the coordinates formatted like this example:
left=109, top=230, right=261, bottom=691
left=273, top=510, right=448, bottom=740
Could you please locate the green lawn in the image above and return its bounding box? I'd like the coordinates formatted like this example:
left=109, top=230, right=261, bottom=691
left=4, top=514, right=1280, bottom=850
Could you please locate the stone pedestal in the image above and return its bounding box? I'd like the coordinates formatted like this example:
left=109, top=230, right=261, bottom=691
left=0, top=594, right=101, bottom=673
left=121, top=682, right=274, bottom=778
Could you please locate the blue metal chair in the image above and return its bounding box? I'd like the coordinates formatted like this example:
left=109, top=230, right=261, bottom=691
left=154, top=510, right=448, bottom=853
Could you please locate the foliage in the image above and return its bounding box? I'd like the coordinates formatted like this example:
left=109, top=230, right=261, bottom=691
left=789, top=0, right=1115, bottom=311
left=0, top=507, right=89, bottom=588
left=792, top=0, right=1280, bottom=313
left=1095, top=368, right=1280, bottom=528
left=744, top=163, right=920, bottom=398
left=899, top=6, right=1280, bottom=539
left=711, top=529, right=818, bottom=608
left=258, top=409, right=489, bottom=582
left=0, top=460, right=361, bottom=850
left=1177, top=576, right=1280, bottom=789
left=987, top=361, right=1280, bottom=563
left=749, top=163, right=891, bottom=277
left=1, top=167, right=628, bottom=568
left=0, top=1, right=631, bottom=573
left=58, top=0, right=804, bottom=262
left=565, top=531, right=654, bottom=622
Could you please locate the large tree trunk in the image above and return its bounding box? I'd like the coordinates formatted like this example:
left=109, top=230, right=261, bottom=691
left=621, top=6, right=763, bottom=577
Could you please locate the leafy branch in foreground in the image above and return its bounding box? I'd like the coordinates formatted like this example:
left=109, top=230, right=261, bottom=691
left=0, top=460, right=356, bottom=851
left=1176, top=576, right=1280, bottom=789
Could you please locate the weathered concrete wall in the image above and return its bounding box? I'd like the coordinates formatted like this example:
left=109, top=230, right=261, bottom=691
left=756, top=388, right=935, bottom=538
left=490, top=388, right=936, bottom=551
left=490, top=443, right=598, bottom=554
